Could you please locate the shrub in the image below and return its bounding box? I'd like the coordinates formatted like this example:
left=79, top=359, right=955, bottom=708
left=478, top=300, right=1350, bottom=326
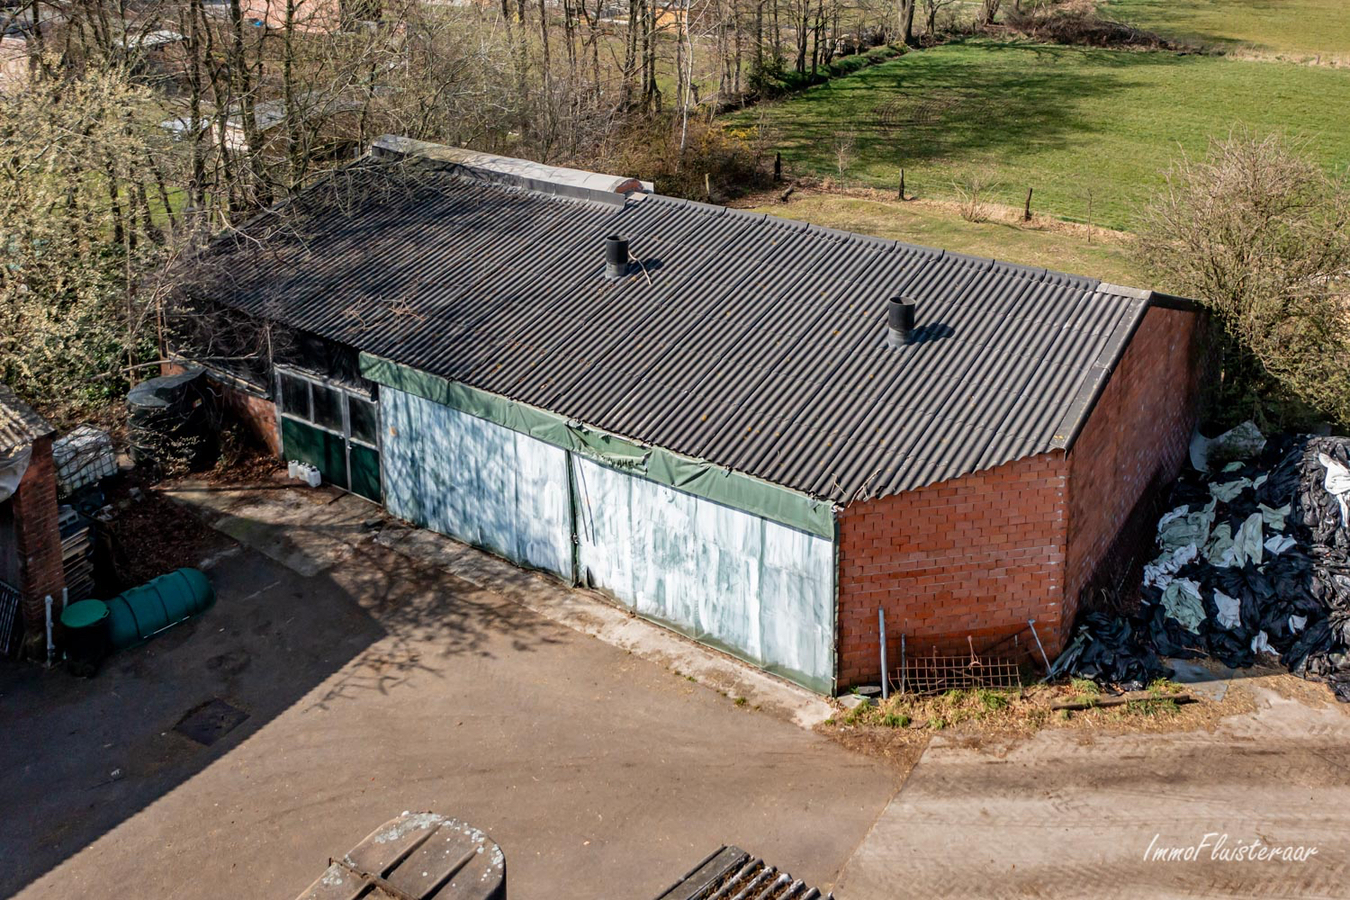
left=1135, top=131, right=1350, bottom=430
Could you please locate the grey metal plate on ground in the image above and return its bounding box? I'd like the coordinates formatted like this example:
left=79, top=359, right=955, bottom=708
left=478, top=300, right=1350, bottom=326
left=295, top=813, right=505, bottom=900
left=654, top=845, right=831, bottom=900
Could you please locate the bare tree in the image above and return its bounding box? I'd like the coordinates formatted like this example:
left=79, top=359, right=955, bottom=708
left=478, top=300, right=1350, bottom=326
left=1136, top=132, right=1350, bottom=427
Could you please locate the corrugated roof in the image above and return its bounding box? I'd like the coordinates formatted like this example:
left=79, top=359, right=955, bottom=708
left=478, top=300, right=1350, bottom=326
left=185, top=159, right=1159, bottom=504
left=0, top=384, right=54, bottom=454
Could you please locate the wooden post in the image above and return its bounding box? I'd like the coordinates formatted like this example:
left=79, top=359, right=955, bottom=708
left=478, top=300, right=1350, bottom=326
left=1023, top=187, right=1033, bottom=222
left=774, top=151, right=782, bottom=182
left=704, top=172, right=711, bottom=200
left=898, top=168, right=905, bottom=201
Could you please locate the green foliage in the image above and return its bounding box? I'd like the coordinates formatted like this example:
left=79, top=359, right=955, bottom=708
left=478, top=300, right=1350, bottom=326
left=1125, top=698, right=1180, bottom=717
left=976, top=689, right=1010, bottom=711
left=0, top=65, right=177, bottom=417
left=1070, top=678, right=1101, bottom=698
left=747, top=45, right=904, bottom=98
left=882, top=712, right=911, bottom=728
left=926, top=716, right=948, bottom=730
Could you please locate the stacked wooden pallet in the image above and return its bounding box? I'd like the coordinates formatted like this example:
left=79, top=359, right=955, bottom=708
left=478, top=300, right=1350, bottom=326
left=58, top=506, right=95, bottom=602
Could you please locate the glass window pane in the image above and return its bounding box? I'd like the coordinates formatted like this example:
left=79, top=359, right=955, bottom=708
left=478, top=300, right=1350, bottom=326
left=279, top=375, right=309, bottom=419
left=312, top=383, right=344, bottom=432
left=349, top=396, right=378, bottom=445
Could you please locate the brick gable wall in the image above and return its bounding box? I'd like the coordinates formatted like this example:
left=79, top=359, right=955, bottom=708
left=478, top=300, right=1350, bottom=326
left=12, top=435, right=65, bottom=653
left=835, top=452, right=1068, bottom=689
left=833, top=306, right=1201, bottom=692
left=1064, top=306, right=1201, bottom=620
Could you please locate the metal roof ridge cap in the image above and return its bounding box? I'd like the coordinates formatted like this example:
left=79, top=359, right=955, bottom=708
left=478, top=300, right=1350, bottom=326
left=944, top=250, right=994, bottom=268
left=1096, top=282, right=1152, bottom=300
left=371, top=134, right=644, bottom=192
left=893, top=239, right=943, bottom=257
left=846, top=230, right=898, bottom=249
left=802, top=222, right=865, bottom=242
left=722, top=206, right=768, bottom=223
left=648, top=193, right=728, bottom=216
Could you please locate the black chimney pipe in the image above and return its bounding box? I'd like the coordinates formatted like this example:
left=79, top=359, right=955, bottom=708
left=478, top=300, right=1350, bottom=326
left=887, top=296, right=916, bottom=347
left=604, top=235, right=630, bottom=281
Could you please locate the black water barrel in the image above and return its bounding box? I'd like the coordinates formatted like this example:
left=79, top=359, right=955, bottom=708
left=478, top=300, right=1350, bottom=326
left=127, top=369, right=218, bottom=472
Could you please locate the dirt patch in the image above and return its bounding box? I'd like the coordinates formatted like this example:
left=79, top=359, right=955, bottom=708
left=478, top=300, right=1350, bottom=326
left=97, top=475, right=237, bottom=589
left=731, top=181, right=1133, bottom=244
left=821, top=676, right=1283, bottom=771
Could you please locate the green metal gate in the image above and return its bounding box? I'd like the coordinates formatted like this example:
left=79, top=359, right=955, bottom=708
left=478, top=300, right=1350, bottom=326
left=276, top=367, right=382, bottom=502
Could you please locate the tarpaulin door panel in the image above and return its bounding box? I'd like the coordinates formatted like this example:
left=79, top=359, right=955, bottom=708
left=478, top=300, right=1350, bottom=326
left=379, top=387, right=572, bottom=579
left=571, top=455, right=835, bottom=694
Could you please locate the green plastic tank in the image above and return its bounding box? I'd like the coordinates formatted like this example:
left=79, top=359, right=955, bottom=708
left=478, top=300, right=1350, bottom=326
left=106, top=568, right=216, bottom=650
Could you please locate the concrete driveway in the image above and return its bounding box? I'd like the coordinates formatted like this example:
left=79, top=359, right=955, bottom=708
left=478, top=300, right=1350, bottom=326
left=0, top=495, right=896, bottom=899
left=837, top=681, right=1350, bottom=899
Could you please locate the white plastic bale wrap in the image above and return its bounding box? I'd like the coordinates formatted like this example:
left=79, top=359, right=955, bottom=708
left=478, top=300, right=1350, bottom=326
left=573, top=457, right=835, bottom=693
left=381, top=388, right=573, bottom=578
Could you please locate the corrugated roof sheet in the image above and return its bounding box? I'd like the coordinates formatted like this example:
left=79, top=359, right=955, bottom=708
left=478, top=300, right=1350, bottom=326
left=185, top=160, right=1156, bottom=504
left=0, top=384, right=54, bottom=453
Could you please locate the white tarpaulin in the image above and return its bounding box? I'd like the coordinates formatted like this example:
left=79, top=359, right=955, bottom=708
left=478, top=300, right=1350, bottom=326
left=381, top=388, right=573, bottom=578
left=379, top=386, right=838, bottom=693
left=572, top=456, right=835, bottom=693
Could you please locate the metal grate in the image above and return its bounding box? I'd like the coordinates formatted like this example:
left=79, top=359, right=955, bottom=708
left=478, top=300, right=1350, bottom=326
left=0, top=580, right=21, bottom=658
left=174, top=698, right=249, bottom=746
left=897, top=648, right=1023, bottom=696
left=655, top=846, right=831, bottom=900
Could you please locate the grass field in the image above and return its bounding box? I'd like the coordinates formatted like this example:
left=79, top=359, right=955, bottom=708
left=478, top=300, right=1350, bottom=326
left=735, top=40, right=1350, bottom=229
left=1102, top=0, right=1350, bottom=59
left=743, top=191, right=1147, bottom=285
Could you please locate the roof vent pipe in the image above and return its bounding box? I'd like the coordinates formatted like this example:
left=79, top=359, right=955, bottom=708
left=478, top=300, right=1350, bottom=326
left=887, top=297, right=916, bottom=347
left=604, top=235, right=630, bottom=281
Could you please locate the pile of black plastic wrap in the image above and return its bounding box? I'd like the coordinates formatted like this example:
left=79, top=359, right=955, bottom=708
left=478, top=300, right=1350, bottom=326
left=1052, top=432, right=1350, bottom=698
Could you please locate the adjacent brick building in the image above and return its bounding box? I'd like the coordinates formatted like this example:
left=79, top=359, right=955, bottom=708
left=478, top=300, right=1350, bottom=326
left=176, top=140, right=1203, bottom=694
left=0, top=385, right=65, bottom=657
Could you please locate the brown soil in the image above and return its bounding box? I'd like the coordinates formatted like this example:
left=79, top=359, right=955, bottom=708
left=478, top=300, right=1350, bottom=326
left=97, top=473, right=237, bottom=590
left=819, top=676, right=1295, bottom=772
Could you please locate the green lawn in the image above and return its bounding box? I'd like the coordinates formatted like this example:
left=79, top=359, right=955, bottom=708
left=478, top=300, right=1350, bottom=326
left=736, top=40, right=1350, bottom=229
left=744, top=191, right=1147, bottom=286
left=1102, top=0, right=1350, bottom=59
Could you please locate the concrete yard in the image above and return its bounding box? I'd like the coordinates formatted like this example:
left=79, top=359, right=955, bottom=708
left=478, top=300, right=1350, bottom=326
left=5, top=481, right=1350, bottom=899
left=0, top=486, right=896, bottom=899
left=837, top=681, right=1350, bottom=899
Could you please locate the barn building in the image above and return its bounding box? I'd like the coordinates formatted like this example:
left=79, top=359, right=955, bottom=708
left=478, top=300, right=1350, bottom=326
left=173, top=136, right=1202, bottom=694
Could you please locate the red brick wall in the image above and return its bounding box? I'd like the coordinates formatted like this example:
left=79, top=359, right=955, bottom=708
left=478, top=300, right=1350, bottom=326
left=1065, top=307, right=1200, bottom=620
left=835, top=452, right=1068, bottom=689
left=12, top=435, right=65, bottom=651
left=163, top=363, right=281, bottom=457
left=219, top=383, right=282, bottom=457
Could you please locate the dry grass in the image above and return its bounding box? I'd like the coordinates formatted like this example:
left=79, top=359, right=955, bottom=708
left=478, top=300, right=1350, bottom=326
left=822, top=677, right=1265, bottom=771
left=733, top=182, right=1142, bottom=284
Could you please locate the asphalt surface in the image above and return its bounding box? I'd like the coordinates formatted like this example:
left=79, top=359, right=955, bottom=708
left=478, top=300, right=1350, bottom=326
left=0, top=514, right=896, bottom=899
